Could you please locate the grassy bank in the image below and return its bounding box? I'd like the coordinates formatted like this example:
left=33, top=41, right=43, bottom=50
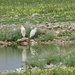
left=0, top=0, right=75, bottom=41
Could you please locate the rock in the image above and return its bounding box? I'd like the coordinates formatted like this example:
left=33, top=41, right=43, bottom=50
left=40, top=41, right=50, bottom=45
left=45, top=22, right=53, bottom=30
left=30, top=39, right=37, bottom=46
left=0, top=41, right=12, bottom=47
left=39, top=25, right=46, bottom=29
left=31, top=67, right=39, bottom=72
left=55, top=31, right=60, bottom=35
left=68, top=25, right=75, bottom=31
left=45, top=22, right=50, bottom=27
left=45, top=64, right=56, bottom=69
left=31, top=13, right=40, bottom=18
left=17, top=38, right=29, bottom=46
left=0, top=41, right=5, bottom=45
left=53, top=25, right=60, bottom=29
left=58, top=62, right=67, bottom=68
left=6, top=42, right=12, bottom=46
left=47, top=26, right=52, bottom=30
left=15, top=68, right=21, bottom=72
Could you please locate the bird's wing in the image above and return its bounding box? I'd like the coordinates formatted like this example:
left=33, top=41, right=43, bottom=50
left=21, top=28, right=25, bottom=37
left=30, top=30, right=34, bottom=38
left=30, top=30, right=36, bottom=38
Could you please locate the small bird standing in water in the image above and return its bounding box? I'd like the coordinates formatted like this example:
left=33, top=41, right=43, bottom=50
left=29, top=28, right=37, bottom=38
left=21, top=25, right=26, bottom=38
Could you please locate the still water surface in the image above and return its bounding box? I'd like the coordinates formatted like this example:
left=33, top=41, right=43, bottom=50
left=0, top=44, right=75, bottom=71
left=0, top=45, right=27, bottom=71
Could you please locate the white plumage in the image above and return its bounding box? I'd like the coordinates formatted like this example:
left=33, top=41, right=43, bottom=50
left=29, top=28, right=37, bottom=38
left=21, top=25, right=26, bottom=38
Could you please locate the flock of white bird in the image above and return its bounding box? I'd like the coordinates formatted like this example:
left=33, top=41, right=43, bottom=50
left=21, top=25, right=37, bottom=38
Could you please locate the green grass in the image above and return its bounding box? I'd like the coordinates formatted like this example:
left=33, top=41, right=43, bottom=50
left=0, top=0, right=75, bottom=25
left=58, top=30, right=75, bottom=41
left=41, top=31, right=56, bottom=41
left=1, top=67, right=75, bottom=75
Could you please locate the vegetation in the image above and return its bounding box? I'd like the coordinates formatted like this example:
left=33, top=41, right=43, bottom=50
left=0, top=25, right=43, bottom=41
left=0, top=0, right=75, bottom=41
left=1, top=67, right=75, bottom=75
left=0, top=0, right=75, bottom=24
left=26, top=44, right=75, bottom=68
left=0, top=0, right=75, bottom=74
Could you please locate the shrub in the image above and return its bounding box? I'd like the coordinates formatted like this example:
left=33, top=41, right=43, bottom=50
left=0, top=25, right=21, bottom=41
left=62, top=50, right=75, bottom=67
left=2, top=67, right=75, bottom=75
left=41, top=31, right=56, bottom=41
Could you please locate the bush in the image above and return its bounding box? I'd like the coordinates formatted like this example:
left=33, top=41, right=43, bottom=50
left=62, top=50, right=75, bottom=67
left=1, top=67, right=75, bottom=75
left=32, top=68, right=75, bottom=75
left=0, top=25, right=21, bottom=41
left=41, top=31, right=56, bottom=41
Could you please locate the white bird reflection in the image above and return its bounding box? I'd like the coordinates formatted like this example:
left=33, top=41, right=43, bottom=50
left=18, top=46, right=28, bottom=62
left=22, top=48, right=26, bottom=62
left=18, top=39, right=37, bottom=62
left=30, top=47, right=35, bottom=56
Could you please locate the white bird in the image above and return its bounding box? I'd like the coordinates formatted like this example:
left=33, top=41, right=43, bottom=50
left=29, top=28, right=37, bottom=38
left=21, top=25, right=26, bottom=38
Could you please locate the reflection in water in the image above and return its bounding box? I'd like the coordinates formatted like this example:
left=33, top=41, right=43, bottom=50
left=22, top=48, right=26, bottom=62
left=0, top=43, right=74, bottom=71
left=30, top=47, right=35, bottom=56
left=0, top=46, right=27, bottom=72
left=29, top=39, right=37, bottom=56
left=18, top=46, right=28, bottom=62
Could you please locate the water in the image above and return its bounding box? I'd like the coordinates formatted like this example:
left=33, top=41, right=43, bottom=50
left=0, top=44, right=75, bottom=71
left=0, top=45, right=27, bottom=72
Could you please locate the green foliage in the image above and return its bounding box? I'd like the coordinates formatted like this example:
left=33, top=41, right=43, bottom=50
left=0, top=26, right=21, bottom=41
left=4, top=72, right=22, bottom=75
left=0, top=24, right=46, bottom=41
left=35, top=29, right=45, bottom=38
left=45, top=54, right=61, bottom=65
left=32, top=68, right=75, bottom=75
left=58, top=30, right=72, bottom=36
left=58, top=30, right=75, bottom=40
left=69, top=34, right=75, bottom=40
left=26, top=59, right=46, bottom=69
left=24, top=26, right=31, bottom=37
left=41, top=31, right=56, bottom=41
left=1, top=67, right=75, bottom=75
left=25, top=44, right=75, bottom=68
left=0, top=0, right=75, bottom=25
left=62, top=50, right=75, bottom=67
